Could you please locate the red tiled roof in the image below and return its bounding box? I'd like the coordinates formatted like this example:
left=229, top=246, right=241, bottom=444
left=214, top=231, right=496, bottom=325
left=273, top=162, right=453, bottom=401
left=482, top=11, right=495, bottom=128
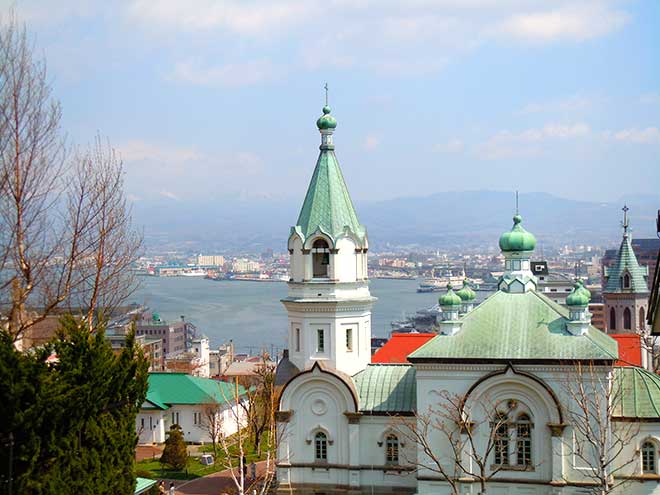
left=371, top=333, right=436, bottom=364
left=609, top=333, right=643, bottom=367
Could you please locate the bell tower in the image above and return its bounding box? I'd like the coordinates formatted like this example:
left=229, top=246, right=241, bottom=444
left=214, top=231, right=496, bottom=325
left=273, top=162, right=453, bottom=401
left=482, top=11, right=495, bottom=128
left=282, top=99, right=375, bottom=376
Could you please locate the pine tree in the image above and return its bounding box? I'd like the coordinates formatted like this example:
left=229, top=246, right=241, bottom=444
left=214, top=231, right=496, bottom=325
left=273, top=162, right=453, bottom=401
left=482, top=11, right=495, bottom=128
left=160, top=425, right=188, bottom=471
left=0, top=317, right=149, bottom=494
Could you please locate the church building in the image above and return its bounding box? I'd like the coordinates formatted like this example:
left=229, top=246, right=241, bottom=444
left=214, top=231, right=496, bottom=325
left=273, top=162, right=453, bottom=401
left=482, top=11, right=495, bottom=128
left=275, top=104, right=660, bottom=495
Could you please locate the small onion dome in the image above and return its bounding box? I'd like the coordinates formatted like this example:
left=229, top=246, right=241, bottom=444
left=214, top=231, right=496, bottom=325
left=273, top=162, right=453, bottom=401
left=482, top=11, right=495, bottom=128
left=576, top=280, right=592, bottom=300
left=439, top=285, right=462, bottom=308
left=498, top=214, right=537, bottom=252
left=566, top=282, right=591, bottom=307
left=456, top=279, right=476, bottom=301
left=316, top=105, right=337, bottom=130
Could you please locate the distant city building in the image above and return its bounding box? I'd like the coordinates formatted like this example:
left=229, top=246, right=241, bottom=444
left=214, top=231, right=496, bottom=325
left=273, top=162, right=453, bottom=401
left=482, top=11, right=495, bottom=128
left=197, top=254, right=225, bottom=267
left=209, top=341, right=234, bottom=377
left=231, top=258, right=262, bottom=273
left=134, top=312, right=195, bottom=357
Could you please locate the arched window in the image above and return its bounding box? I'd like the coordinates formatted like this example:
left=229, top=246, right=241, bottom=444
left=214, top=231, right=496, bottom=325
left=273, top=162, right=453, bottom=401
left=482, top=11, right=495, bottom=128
left=516, top=413, right=532, bottom=466
left=312, top=239, right=330, bottom=278
left=385, top=434, right=399, bottom=464
left=314, top=432, right=328, bottom=462
left=623, top=273, right=631, bottom=289
left=642, top=441, right=656, bottom=474
left=623, top=307, right=632, bottom=330
left=640, top=307, right=646, bottom=331
left=610, top=307, right=616, bottom=331
left=493, top=412, right=509, bottom=465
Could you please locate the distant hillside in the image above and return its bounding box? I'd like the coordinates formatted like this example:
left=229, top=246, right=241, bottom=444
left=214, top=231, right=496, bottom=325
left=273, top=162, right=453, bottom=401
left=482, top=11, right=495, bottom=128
left=132, top=191, right=659, bottom=252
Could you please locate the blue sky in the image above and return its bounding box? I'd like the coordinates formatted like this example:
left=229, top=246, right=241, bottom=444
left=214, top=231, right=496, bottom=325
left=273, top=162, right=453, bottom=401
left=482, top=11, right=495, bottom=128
left=5, top=0, right=659, bottom=203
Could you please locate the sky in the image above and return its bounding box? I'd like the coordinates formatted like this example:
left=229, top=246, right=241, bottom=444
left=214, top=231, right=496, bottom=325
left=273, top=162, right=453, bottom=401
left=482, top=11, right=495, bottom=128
left=4, top=0, right=659, bottom=204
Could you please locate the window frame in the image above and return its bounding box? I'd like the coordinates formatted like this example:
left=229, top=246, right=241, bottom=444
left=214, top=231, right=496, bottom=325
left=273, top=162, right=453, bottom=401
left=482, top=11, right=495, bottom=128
left=314, top=431, right=328, bottom=462
left=346, top=328, right=353, bottom=352
left=642, top=441, right=657, bottom=474
left=385, top=434, right=399, bottom=465
left=316, top=329, right=325, bottom=353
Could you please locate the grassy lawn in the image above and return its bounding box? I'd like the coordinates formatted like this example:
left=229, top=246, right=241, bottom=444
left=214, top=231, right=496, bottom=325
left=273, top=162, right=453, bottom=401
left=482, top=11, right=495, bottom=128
left=136, top=430, right=272, bottom=480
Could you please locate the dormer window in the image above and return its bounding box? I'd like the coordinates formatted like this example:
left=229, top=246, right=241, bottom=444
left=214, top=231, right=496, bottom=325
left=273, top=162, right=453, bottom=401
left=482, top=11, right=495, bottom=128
left=312, top=239, right=330, bottom=278
left=622, top=273, right=631, bottom=289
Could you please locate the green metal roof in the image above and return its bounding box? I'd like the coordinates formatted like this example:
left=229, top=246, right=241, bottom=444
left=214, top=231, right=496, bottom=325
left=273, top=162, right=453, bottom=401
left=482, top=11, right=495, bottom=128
left=135, top=478, right=157, bottom=494
left=145, top=373, right=246, bottom=410
left=352, top=364, right=416, bottom=413
left=409, top=290, right=618, bottom=362
left=294, top=146, right=365, bottom=244
left=604, top=234, right=648, bottom=293
left=614, top=366, right=660, bottom=419
left=499, top=214, right=537, bottom=252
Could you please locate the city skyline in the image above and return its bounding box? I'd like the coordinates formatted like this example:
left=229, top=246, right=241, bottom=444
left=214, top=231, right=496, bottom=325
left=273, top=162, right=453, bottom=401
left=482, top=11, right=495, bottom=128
left=4, top=0, right=659, bottom=205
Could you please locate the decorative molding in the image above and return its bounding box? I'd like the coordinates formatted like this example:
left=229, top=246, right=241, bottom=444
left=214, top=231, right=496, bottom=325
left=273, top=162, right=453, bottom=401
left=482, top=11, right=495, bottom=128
left=329, top=249, right=339, bottom=254
left=301, top=249, right=311, bottom=254
left=547, top=422, right=567, bottom=436
left=344, top=412, right=362, bottom=424
left=275, top=410, right=293, bottom=423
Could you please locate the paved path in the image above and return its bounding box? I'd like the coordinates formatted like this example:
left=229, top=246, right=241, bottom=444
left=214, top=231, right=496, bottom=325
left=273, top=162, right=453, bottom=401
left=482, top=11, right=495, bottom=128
left=175, top=461, right=269, bottom=495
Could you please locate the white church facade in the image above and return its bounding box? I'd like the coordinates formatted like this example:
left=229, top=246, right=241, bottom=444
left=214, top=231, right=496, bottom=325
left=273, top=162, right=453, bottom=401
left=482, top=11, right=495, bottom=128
left=275, top=103, right=660, bottom=495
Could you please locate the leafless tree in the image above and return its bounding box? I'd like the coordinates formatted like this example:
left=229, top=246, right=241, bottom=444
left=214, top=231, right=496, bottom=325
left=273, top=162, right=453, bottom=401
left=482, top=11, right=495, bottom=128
left=216, top=377, right=279, bottom=495
left=238, top=351, right=276, bottom=456
left=0, top=14, right=141, bottom=341
left=395, top=390, right=531, bottom=495
left=562, top=361, right=639, bottom=495
left=199, top=401, right=223, bottom=458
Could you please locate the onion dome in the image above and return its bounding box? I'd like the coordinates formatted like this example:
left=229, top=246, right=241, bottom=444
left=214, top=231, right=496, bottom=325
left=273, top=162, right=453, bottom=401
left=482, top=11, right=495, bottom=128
left=439, top=284, right=462, bottom=307
left=316, top=105, right=337, bottom=130
left=456, top=279, right=476, bottom=302
left=499, top=214, right=537, bottom=252
left=576, top=280, right=591, bottom=300
left=566, top=282, right=591, bottom=307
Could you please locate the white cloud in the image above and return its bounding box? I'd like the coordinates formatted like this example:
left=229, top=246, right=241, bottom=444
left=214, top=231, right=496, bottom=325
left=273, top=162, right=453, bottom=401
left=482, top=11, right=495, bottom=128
left=170, top=59, right=278, bottom=87
left=159, top=190, right=180, bottom=201
left=519, top=95, right=592, bottom=114
left=496, top=3, right=629, bottom=42
left=119, top=140, right=203, bottom=163
left=125, top=0, right=310, bottom=36
left=477, top=122, right=591, bottom=159
left=612, top=127, right=660, bottom=145
left=434, top=138, right=465, bottom=153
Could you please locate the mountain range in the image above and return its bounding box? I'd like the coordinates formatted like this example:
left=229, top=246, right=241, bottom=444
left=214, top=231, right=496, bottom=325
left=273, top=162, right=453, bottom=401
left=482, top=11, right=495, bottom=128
left=132, top=191, right=660, bottom=253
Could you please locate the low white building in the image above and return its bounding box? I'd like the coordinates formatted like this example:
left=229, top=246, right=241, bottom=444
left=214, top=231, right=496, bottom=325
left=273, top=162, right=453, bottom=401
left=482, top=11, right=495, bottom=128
left=136, top=373, right=248, bottom=445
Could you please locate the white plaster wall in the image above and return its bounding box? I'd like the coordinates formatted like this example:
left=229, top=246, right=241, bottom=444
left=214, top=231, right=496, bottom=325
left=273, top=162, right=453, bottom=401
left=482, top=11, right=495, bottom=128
left=136, top=411, right=165, bottom=444
left=334, top=237, right=357, bottom=283
left=279, top=371, right=354, bottom=487
left=286, top=304, right=372, bottom=375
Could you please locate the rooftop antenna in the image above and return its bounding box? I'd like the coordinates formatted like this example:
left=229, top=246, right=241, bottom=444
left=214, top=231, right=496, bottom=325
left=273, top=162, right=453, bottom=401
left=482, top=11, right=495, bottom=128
left=324, top=82, right=329, bottom=106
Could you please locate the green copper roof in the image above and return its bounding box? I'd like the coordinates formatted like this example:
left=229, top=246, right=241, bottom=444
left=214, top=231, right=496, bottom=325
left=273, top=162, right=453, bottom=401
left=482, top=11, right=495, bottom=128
left=294, top=143, right=365, bottom=243
left=499, top=214, right=537, bottom=252
left=439, top=286, right=463, bottom=308
left=409, top=290, right=618, bottom=362
left=566, top=281, right=591, bottom=307
left=456, top=279, right=477, bottom=302
left=604, top=233, right=648, bottom=293
left=614, top=366, right=660, bottom=419
left=352, top=364, right=416, bottom=413
left=145, top=373, right=246, bottom=410
left=316, top=105, right=337, bottom=130
left=135, top=478, right=157, bottom=494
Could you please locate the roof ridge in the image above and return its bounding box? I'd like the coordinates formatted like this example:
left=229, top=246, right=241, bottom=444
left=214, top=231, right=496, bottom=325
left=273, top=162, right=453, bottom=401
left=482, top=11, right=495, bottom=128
left=636, top=367, right=660, bottom=416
